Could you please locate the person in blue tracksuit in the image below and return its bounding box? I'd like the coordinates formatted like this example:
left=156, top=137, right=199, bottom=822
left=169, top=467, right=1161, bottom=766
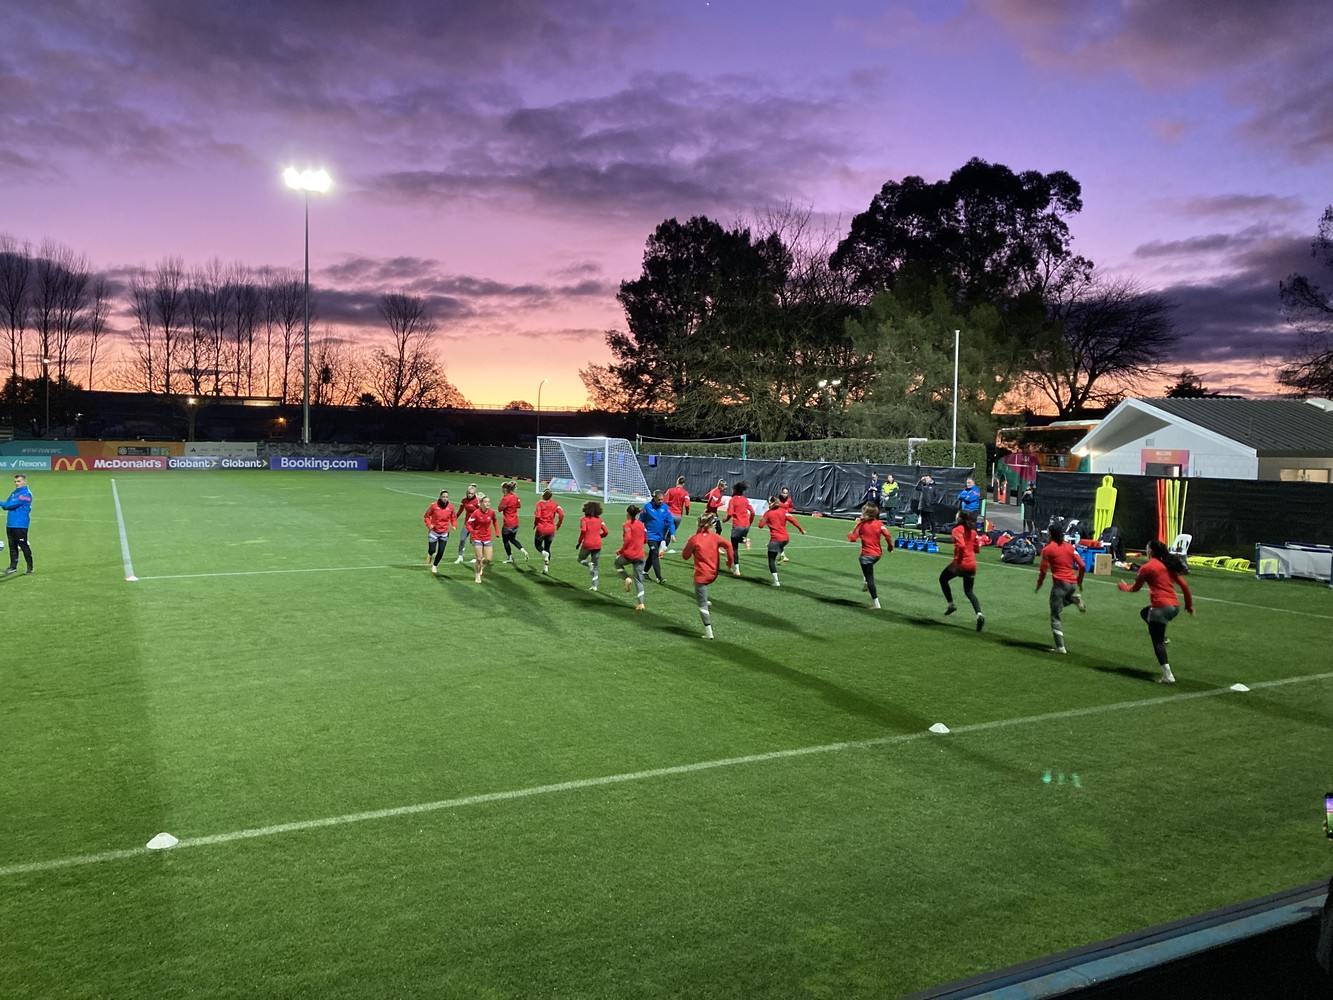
left=957, top=477, right=981, bottom=516
left=3, top=473, right=33, bottom=575
left=638, top=491, right=674, bottom=584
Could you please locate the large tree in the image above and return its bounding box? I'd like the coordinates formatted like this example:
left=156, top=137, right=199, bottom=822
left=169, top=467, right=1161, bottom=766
left=831, top=157, right=1091, bottom=306
left=842, top=282, right=1019, bottom=441
left=593, top=213, right=866, bottom=439
left=363, top=291, right=465, bottom=410
left=1277, top=205, right=1333, bottom=396
left=1023, top=274, right=1178, bottom=416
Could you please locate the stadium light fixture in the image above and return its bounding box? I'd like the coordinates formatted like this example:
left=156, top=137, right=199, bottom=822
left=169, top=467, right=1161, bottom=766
left=283, top=167, right=333, bottom=445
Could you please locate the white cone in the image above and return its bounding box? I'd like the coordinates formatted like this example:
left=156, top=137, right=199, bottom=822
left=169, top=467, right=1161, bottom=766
left=146, top=832, right=179, bottom=851
left=929, top=723, right=950, bottom=734
left=1229, top=683, right=1250, bottom=692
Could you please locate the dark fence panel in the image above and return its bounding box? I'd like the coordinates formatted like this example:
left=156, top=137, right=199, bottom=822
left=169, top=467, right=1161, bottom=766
left=435, top=445, right=537, bottom=479
left=1034, top=472, right=1333, bottom=555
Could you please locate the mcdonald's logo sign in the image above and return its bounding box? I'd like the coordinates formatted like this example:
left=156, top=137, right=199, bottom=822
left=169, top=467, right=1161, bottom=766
left=52, top=456, right=90, bottom=471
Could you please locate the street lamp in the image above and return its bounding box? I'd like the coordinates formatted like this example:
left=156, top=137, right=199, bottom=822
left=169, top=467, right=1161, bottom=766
left=817, top=378, right=842, bottom=437
left=283, top=167, right=332, bottom=446
left=536, top=377, right=548, bottom=441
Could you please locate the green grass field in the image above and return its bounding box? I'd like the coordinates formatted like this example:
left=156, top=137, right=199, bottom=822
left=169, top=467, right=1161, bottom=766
left=4, top=470, right=1331, bottom=999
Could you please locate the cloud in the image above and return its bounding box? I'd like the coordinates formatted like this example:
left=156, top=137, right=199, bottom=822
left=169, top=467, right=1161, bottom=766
left=972, top=0, right=1333, bottom=160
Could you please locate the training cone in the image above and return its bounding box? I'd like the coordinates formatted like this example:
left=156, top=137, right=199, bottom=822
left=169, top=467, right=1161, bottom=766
left=146, top=832, right=179, bottom=851
left=929, top=723, right=950, bottom=734
left=1229, top=683, right=1250, bottom=693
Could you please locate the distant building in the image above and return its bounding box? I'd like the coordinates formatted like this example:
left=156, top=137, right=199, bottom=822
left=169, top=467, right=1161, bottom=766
left=1071, top=397, right=1333, bottom=481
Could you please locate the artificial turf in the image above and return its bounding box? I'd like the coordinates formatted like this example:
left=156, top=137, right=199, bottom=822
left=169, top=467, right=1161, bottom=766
left=3, top=470, right=1330, bottom=998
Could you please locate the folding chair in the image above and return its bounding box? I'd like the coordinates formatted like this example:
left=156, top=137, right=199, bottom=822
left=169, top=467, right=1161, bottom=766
left=1169, top=533, right=1192, bottom=557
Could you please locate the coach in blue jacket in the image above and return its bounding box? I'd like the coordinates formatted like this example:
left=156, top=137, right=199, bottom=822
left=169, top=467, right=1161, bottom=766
left=639, top=491, right=674, bottom=584
left=957, top=477, right=981, bottom=516
left=3, top=473, right=33, bottom=575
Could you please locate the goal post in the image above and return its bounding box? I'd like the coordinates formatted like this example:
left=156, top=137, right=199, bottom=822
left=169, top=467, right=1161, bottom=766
left=536, top=436, right=652, bottom=502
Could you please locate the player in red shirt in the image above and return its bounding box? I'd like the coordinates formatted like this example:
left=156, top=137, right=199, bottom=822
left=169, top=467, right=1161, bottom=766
left=453, top=484, right=481, bottom=564
left=682, top=514, right=735, bottom=640
left=847, top=503, right=894, bottom=610
left=704, top=479, right=727, bottom=523
left=940, top=509, right=984, bottom=630
left=576, top=500, right=609, bottom=592
left=615, top=504, right=648, bottom=610
left=775, top=487, right=794, bottom=562
left=663, top=477, right=691, bottom=552
left=532, top=489, right=565, bottom=575
left=1035, top=523, right=1087, bottom=653
left=423, top=489, right=457, bottom=575
left=497, top=481, right=529, bottom=564
left=466, top=494, right=499, bottom=584
left=721, top=481, right=755, bottom=576
left=758, top=496, right=806, bottom=586
left=1118, top=538, right=1195, bottom=683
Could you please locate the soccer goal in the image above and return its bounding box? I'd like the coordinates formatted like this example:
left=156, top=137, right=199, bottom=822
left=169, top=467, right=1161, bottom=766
left=536, top=436, right=651, bottom=502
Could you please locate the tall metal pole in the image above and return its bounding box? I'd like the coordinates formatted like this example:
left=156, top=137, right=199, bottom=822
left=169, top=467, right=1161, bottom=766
left=302, top=190, right=311, bottom=446
left=951, top=328, right=960, bottom=467
left=44, top=359, right=50, bottom=437
left=536, top=377, right=547, bottom=441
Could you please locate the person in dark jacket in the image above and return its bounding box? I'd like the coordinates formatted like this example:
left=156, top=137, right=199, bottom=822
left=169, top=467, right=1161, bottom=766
left=638, top=491, right=674, bottom=584
left=915, top=474, right=940, bottom=536
left=1021, top=481, right=1037, bottom=534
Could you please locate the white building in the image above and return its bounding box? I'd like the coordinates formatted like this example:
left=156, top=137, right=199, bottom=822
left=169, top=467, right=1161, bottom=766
left=1071, top=397, right=1333, bottom=482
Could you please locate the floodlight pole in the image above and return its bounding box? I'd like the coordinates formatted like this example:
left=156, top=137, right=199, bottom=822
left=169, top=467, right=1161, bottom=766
left=301, top=188, right=311, bottom=446
left=536, top=377, right=548, bottom=442
left=951, top=328, right=960, bottom=467
left=42, top=357, right=51, bottom=437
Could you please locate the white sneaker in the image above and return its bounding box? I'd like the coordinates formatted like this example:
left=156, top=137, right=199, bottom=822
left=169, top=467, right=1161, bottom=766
left=1075, top=593, right=1087, bottom=613
left=1048, top=647, right=1067, bottom=654
left=430, top=565, right=438, bottom=575
left=869, top=599, right=880, bottom=610
left=542, top=565, right=549, bottom=575
left=504, top=557, right=514, bottom=564
left=1158, top=666, right=1175, bottom=684
left=702, top=627, right=714, bottom=639
left=772, top=578, right=781, bottom=587
left=454, top=556, right=464, bottom=565
left=781, top=555, right=790, bottom=563
left=522, top=551, right=529, bottom=562
left=589, top=585, right=598, bottom=592
left=732, top=567, right=741, bottom=577
left=470, top=557, right=477, bottom=564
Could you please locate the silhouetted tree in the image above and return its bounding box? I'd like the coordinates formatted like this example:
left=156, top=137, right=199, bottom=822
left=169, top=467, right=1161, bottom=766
left=1277, top=206, right=1333, bottom=397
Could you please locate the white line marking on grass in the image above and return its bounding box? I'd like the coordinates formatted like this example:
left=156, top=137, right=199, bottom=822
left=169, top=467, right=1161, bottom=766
left=110, top=479, right=138, bottom=582
left=385, top=487, right=438, bottom=499
left=5, top=670, right=1330, bottom=880
left=135, top=565, right=392, bottom=581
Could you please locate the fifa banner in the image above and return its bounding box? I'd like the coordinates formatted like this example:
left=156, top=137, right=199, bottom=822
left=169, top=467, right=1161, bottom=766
left=185, top=442, right=258, bottom=458
left=269, top=456, right=370, bottom=471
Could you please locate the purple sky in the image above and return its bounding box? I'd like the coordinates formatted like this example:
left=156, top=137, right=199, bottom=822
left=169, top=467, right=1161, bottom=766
left=1, top=0, right=1328, bottom=408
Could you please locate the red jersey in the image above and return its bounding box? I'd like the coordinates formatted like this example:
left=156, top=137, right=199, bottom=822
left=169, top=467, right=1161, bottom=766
left=424, top=501, right=456, bottom=533
left=466, top=508, right=497, bottom=543
left=682, top=531, right=734, bottom=584
left=776, top=494, right=794, bottom=514
left=533, top=499, right=564, bottom=535
left=498, top=493, right=521, bottom=529
left=617, top=519, right=647, bottom=559
left=664, top=485, right=691, bottom=517
left=723, top=497, right=754, bottom=528
left=459, top=494, right=481, bottom=521
left=1124, top=558, right=1193, bottom=610
left=848, top=519, right=894, bottom=558
left=1037, top=541, right=1085, bottom=586
left=704, top=487, right=724, bottom=513
left=949, top=523, right=980, bottom=572
left=577, top=516, right=608, bottom=551
left=759, top=508, right=804, bottom=543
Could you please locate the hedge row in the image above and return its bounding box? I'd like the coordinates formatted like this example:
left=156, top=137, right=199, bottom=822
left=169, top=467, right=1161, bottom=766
left=641, top=438, right=986, bottom=472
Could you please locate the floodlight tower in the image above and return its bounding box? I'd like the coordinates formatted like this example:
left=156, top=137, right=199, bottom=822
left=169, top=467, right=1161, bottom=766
left=282, top=167, right=332, bottom=446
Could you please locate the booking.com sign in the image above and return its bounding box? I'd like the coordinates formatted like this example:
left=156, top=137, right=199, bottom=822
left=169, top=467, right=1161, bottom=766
left=269, top=456, right=369, bottom=471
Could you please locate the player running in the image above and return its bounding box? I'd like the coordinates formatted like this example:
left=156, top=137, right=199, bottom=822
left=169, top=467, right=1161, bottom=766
left=1035, top=523, right=1086, bottom=653
left=847, top=503, right=894, bottom=610
left=940, top=509, right=984, bottom=630
left=721, top=481, right=755, bottom=575
left=497, top=481, right=528, bottom=564
left=681, top=514, right=735, bottom=640
left=615, top=504, right=648, bottom=610
left=774, top=487, right=795, bottom=562
left=703, top=479, right=727, bottom=527
left=453, top=484, right=480, bottom=564
left=533, top=489, right=565, bottom=575
left=576, top=501, right=609, bottom=592
left=1117, top=539, right=1195, bottom=683
left=758, top=495, right=806, bottom=586
left=466, top=494, right=499, bottom=584
left=663, top=476, right=691, bottom=552
left=423, top=489, right=456, bottom=575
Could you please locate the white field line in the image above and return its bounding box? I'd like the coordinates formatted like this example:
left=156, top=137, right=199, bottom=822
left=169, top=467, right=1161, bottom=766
left=4, top=669, right=1330, bottom=880
left=134, top=565, right=393, bottom=581
left=999, top=559, right=1333, bottom=621
left=110, top=479, right=138, bottom=581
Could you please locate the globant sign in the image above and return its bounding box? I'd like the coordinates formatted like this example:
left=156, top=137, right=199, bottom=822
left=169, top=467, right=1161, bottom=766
left=270, top=456, right=370, bottom=471
left=167, top=456, right=267, bottom=470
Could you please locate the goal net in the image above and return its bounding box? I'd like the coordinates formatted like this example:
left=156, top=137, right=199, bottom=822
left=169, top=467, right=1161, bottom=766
left=536, top=436, right=651, bottom=502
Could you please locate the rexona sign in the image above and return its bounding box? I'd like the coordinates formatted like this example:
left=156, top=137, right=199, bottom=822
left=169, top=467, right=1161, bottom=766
left=269, top=456, right=369, bottom=471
